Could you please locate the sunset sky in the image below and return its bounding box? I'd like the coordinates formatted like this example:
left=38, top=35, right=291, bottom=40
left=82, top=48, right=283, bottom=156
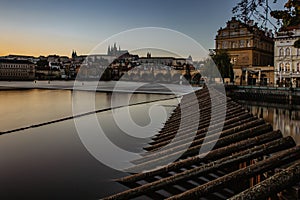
left=0, top=0, right=285, bottom=57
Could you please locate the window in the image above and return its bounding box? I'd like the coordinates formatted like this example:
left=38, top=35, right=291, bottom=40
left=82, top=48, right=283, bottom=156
left=286, top=63, right=291, bottom=72
left=279, top=63, right=283, bottom=71
left=231, top=57, right=237, bottom=64
left=286, top=48, right=291, bottom=56
left=222, top=41, right=228, bottom=49
left=247, top=40, right=251, bottom=47
left=232, top=41, right=238, bottom=48
left=240, top=40, right=245, bottom=47
left=297, top=63, right=300, bottom=72
left=279, top=48, right=284, bottom=56
left=298, top=48, right=300, bottom=56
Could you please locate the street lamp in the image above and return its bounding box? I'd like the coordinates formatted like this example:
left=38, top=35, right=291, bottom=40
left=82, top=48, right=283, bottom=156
left=268, top=65, right=270, bottom=87
left=290, top=71, right=293, bottom=90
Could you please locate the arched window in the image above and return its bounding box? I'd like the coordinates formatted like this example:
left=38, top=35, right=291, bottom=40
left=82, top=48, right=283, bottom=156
left=279, top=63, right=284, bottom=71
left=297, top=63, right=300, bottom=72
left=279, top=48, right=284, bottom=56
left=286, top=63, right=291, bottom=72
left=232, top=41, right=238, bottom=48
left=286, top=48, right=291, bottom=56
left=247, top=40, right=251, bottom=47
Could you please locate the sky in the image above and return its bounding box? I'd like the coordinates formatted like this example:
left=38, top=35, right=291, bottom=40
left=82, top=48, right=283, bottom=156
left=0, top=0, right=286, bottom=58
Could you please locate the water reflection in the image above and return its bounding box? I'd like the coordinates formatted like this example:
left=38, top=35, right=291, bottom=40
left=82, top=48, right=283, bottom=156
left=0, top=89, right=173, bottom=132
left=240, top=101, right=300, bottom=144
left=0, top=89, right=178, bottom=199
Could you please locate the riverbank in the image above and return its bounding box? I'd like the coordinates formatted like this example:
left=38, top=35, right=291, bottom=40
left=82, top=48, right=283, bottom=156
left=0, top=80, right=200, bottom=95
left=226, top=85, right=300, bottom=104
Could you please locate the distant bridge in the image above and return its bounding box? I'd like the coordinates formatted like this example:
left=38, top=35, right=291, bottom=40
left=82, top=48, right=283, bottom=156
left=118, top=68, right=202, bottom=84
left=77, top=65, right=202, bottom=84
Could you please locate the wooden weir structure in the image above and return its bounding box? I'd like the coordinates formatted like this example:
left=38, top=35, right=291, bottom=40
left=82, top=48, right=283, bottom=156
left=103, top=86, right=300, bottom=200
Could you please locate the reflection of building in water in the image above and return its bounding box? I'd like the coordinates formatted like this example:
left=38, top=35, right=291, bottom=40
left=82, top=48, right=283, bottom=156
left=244, top=104, right=300, bottom=144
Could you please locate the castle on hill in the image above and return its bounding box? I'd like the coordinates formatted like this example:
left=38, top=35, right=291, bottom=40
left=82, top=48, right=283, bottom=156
left=107, top=43, right=128, bottom=57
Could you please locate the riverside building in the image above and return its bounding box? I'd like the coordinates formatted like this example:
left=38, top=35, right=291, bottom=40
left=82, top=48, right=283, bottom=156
left=274, top=27, right=300, bottom=87
left=215, top=17, right=274, bottom=85
left=0, top=59, right=35, bottom=80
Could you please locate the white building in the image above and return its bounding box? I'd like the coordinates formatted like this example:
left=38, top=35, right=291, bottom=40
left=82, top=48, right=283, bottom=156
left=274, top=28, right=300, bottom=87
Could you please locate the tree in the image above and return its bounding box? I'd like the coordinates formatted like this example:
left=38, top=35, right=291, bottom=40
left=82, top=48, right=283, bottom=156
left=212, top=51, right=234, bottom=83
left=271, top=0, right=300, bottom=29
left=233, top=0, right=277, bottom=28
left=271, top=0, right=300, bottom=48
left=201, top=57, right=219, bottom=83
left=294, top=38, right=300, bottom=48
left=202, top=51, right=234, bottom=83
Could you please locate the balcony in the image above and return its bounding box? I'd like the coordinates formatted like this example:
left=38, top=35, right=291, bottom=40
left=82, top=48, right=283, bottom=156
left=275, top=71, right=300, bottom=78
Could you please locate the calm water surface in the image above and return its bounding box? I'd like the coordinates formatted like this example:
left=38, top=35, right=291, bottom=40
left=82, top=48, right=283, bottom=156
left=240, top=101, right=300, bottom=144
left=0, top=89, right=175, bottom=131
left=0, top=89, right=178, bottom=199
left=4, top=90, right=297, bottom=199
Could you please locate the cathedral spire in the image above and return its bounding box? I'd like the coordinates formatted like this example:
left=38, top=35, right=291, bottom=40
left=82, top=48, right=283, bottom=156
left=107, top=45, right=111, bottom=55
left=72, top=50, right=77, bottom=59
left=114, top=42, right=117, bottom=51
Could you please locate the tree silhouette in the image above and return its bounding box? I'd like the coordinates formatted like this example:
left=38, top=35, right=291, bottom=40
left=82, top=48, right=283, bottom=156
left=233, top=0, right=277, bottom=29
left=271, top=0, right=300, bottom=29
left=271, top=0, right=300, bottom=48
left=294, top=38, right=300, bottom=48
left=202, top=51, right=234, bottom=83
left=212, top=51, right=234, bottom=83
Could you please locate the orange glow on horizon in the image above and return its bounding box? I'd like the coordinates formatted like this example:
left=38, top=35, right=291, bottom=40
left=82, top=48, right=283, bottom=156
left=0, top=31, right=96, bottom=57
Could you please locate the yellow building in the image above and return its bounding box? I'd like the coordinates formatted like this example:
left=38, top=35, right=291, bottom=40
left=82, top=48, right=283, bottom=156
left=215, top=17, right=274, bottom=85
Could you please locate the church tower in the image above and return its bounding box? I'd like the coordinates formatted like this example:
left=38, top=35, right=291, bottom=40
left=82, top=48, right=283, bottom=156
left=72, top=50, right=77, bottom=59
left=147, top=52, right=151, bottom=58
left=107, top=45, right=111, bottom=55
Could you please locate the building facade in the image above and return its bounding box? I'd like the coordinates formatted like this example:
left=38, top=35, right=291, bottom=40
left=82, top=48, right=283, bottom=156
left=215, top=17, right=274, bottom=85
left=274, top=28, right=300, bottom=87
left=138, top=52, right=193, bottom=69
left=0, top=59, right=35, bottom=80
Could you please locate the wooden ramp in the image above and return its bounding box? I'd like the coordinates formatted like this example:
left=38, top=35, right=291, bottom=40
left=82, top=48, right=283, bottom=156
left=103, top=86, right=300, bottom=200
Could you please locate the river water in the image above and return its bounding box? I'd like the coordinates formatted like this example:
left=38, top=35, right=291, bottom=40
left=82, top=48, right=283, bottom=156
left=0, top=89, right=179, bottom=199
left=2, top=89, right=299, bottom=199
left=239, top=101, right=300, bottom=145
